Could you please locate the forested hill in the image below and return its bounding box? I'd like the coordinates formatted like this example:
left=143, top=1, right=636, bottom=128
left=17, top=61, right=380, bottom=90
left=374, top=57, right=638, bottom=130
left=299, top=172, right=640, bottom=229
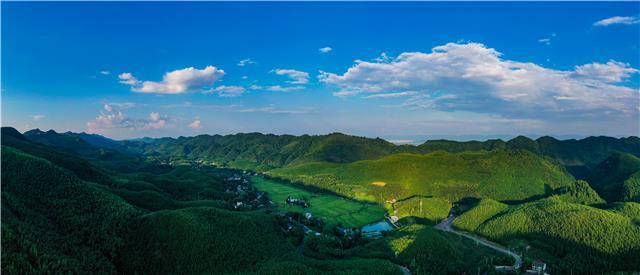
left=418, top=135, right=640, bottom=169
left=13, top=127, right=640, bottom=175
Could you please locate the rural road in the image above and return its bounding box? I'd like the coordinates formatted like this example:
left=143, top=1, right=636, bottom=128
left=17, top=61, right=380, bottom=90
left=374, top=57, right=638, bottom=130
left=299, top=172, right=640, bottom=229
left=434, top=214, right=522, bottom=271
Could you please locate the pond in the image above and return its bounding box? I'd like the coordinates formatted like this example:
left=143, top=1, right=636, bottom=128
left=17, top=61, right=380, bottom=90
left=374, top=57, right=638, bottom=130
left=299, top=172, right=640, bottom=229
left=361, top=220, right=394, bottom=233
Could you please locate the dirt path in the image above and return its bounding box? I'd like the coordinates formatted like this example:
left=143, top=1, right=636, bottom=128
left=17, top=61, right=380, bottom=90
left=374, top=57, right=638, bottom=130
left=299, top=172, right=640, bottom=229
left=434, top=214, right=522, bottom=271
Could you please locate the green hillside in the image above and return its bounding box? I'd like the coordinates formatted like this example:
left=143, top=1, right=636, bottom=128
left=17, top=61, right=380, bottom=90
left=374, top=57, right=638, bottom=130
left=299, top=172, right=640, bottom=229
left=392, top=197, right=452, bottom=224
left=452, top=199, right=509, bottom=232
left=3, top=126, right=640, bottom=274
left=587, top=153, right=640, bottom=202
left=348, top=224, right=513, bottom=274
left=122, top=132, right=406, bottom=169
left=271, top=150, right=575, bottom=202
left=1, top=127, right=113, bottom=185
left=459, top=198, right=640, bottom=273
left=622, top=171, right=640, bottom=202
left=419, top=135, right=640, bottom=170
left=1, top=146, right=140, bottom=273
left=551, top=180, right=605, bottom=205
left=608, top=202, right=640, bottom=223
left=118, top=207, right=294, bottom=274
left=117, top=130, right=640, bottom=176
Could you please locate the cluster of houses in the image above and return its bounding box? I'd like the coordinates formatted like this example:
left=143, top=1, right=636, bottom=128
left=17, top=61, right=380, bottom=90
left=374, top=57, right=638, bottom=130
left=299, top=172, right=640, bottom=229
left=277, top=212, right=323, bottom=236
left=285, top=196, right=311, bottom=208
left=525, top=261, right=548, bottom=275
left=224, top=172, right=270, bottom=210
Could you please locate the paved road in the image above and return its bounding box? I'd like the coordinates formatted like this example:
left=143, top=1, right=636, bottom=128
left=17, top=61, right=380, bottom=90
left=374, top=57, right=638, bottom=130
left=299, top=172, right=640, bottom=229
left=435, top=214, right=522, bottom=271
left=396, top=264, right=411, bottom=275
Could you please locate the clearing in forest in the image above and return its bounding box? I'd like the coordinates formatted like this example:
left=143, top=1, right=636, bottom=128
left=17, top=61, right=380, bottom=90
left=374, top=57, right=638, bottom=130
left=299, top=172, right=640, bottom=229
left=251, top=176, right=386, bottom=228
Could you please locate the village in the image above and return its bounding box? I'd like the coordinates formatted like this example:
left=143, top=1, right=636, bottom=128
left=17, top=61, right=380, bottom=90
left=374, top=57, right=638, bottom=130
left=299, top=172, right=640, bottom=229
left=222, top=170, right=271, bottom=210
left=150, top=159, right=550, bottom=274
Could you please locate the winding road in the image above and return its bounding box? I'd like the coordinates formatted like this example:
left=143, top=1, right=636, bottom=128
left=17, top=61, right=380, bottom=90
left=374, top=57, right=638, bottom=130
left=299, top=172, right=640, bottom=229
left=434, top=214, right=522, bottom=271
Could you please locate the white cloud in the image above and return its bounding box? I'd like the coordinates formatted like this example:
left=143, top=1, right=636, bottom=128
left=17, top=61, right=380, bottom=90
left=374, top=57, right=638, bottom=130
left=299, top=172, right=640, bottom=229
left=386, top=139, right=414, bottom=145
left=237, top=106, right=309, bottom=114
left=31, top=115, right=45, bottom=121
left=363, top=91, right=418, bottom=99
left=248, top=84, right=304, bottom=92
left=208, top=85, right=246, bottom=97
left=571, top=60, right=639, bottom=83
left=319, top=47, right=333, bottom=53
left=273, top=69, right=310, bottom=84
left=145, top=112, right=167, bottom=129
left=161, top=101, right=192, bottom=108
left=319, top=42, right=639, bottom=120
left=87, top=109, right=170, bottom=132
left=103, top=102, right=136, bottom=112
left=189, top=118, right=201, bottom=129
left=374, top=52, right=392, bottom=63
left=87, top=111, right=134, bottom=132
left=594, top=16, right=639, bottom=26
left=266, top=85, right=305, bottom=92
left=119, top=66, right=225, bottom=94
left=237, top=58, right=256, bottom=67
left=242, top=76, right=249, bottom=80
left=538, top=38, right=551, bottom=45
left=118, top=73, right=139, bottom=85
left=100, top=70, right=111, bottom=75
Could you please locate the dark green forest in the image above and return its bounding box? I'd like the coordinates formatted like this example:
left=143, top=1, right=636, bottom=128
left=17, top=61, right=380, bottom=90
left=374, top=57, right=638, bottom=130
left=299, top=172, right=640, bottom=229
left=3, top=127, right=640, bottom=274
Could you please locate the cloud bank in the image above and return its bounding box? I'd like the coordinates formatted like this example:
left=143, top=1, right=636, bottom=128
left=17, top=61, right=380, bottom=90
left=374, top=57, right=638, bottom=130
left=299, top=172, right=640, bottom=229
left=319, top=42, right=639, bottom=121
left=87, top=104, right=171, bottom=133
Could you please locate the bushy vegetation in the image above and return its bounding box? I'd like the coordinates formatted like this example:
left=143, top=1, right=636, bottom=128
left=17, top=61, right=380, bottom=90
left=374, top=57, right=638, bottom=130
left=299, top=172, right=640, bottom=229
left=3, top=126, right=640, bottom=274
left=587, top=152, right=640, bottom=202
left=1, top=146, right=140, bottom=274
left=121, top=132, right=405, bottom=168
left=622, top=171, right=640, bottom=202
left=452, top=198, right=508, bottom=232
left=115, top=129, right=639, bottom=178
left=118, top=207, right=296, bottom=274
left=475, top=199, right=640, bottom=273
left=1, top=130, right=404, bottom=274
left=392, top=197, right=452, bottom=224
left=272, top=150, right=574, bottom=202
left=607, top=202, right=640, bottom=223
left=551, top=180, right=605, bottom=205
left=350, top=224, right=513, bottom=274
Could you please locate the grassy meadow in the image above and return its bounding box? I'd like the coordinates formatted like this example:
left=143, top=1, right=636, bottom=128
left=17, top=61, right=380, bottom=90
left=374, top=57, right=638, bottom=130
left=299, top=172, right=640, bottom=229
left=251, top=176, right=386, bottom=228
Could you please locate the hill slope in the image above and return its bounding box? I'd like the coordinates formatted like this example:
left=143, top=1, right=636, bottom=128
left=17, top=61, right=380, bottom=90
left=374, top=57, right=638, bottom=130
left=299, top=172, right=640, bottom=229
left=271, top=150, right=575, bottom=203
left=587, top=153, right=640, bottom=202
left=117, top=130, right=640, bottom=174
left=455, top=198, right=640, bottom=273
left=1, top=146, right=140, bottom=273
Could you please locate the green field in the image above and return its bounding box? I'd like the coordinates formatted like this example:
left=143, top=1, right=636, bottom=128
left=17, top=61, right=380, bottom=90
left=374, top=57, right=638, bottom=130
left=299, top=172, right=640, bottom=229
left=251, top=176, right=386, bottom=228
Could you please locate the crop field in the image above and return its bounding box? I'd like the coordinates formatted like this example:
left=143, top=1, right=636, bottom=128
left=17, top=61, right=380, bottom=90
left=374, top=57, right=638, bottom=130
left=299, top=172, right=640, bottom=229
left=251, top=176, right=386, bottom=228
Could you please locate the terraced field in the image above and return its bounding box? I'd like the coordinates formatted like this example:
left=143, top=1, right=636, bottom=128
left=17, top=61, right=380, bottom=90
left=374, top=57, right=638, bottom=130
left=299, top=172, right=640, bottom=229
left=251, top=176, right=386, bottom=228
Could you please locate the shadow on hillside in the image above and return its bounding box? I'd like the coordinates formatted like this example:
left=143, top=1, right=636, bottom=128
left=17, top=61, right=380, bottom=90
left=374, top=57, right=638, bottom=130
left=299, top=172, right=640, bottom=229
left=258, top=174, right=384, bottom=207
left=487, top=231, right=640, bottom=274
left=500, top=184, right=555, bottom=205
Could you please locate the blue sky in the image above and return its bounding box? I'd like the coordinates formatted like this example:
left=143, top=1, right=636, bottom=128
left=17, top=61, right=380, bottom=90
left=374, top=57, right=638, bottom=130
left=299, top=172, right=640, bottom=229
left=2, top=2, right=639, bottom=141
